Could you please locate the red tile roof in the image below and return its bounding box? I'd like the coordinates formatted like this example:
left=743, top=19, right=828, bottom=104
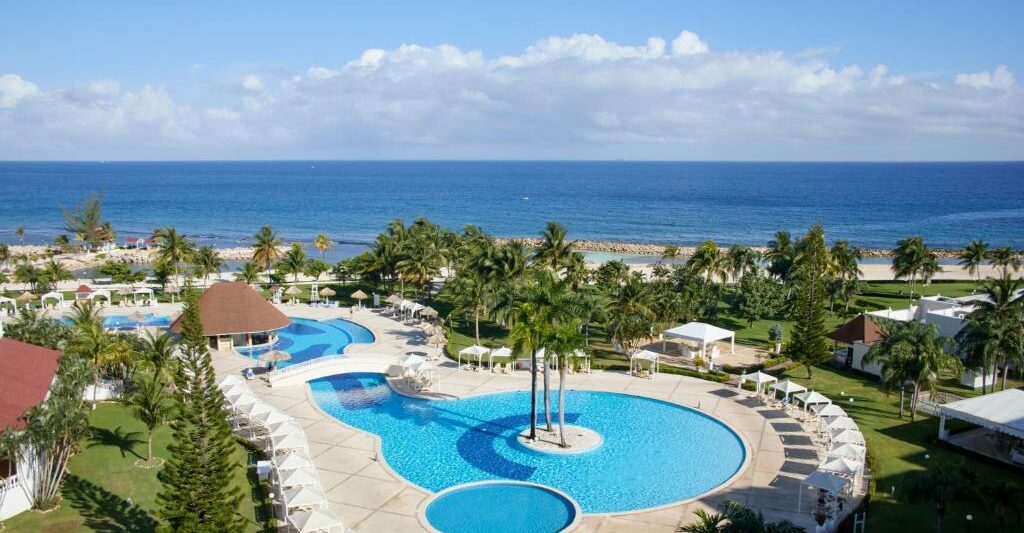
left=0, top=338, right=61, bottom=431
left=827, top=314, right=885, bottom=345
left=75, top=285, right=93, bottom=293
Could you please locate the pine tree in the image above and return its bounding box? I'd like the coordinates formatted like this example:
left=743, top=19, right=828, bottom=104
left=786, top=224, right=831, bottom=379
left=156, top=285, right=245, bottom=532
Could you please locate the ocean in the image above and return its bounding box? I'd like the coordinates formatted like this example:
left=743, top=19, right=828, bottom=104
left=1, top=161, right=1022, bottom=260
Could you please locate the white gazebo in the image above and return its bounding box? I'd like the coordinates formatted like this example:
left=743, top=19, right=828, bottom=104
left=812, top=403, right=847, bottom=418
left=794, top=390, right=832, bottom=411
left=488, top=346, right=513, bottom=371
left=830, top=428, right=866, bottom=446
left=89, top=288, right=112, bottom=305
left=937, top=388, right=1024, bottom=465
left=458, top=345, right=490, bottom=369
left=738, top=371, right=777, bottom=396
left=133, top=287, right=155, bottom=306
left=798, top=470, right=851, bottom=513
left=770, top=380, right=807, bottom=402
left=663, top=322, right=735, bottom=362
left=827, top=442, right=866, bottom=461
left=287, top=508, right=345, bottom=533
left=276, top=467, right=320, bottom=489
left=40, top=291, right=65, bottom=309
left=823, top=416, right=859, bottom=431
left=630, top=349, right=660, bottom=377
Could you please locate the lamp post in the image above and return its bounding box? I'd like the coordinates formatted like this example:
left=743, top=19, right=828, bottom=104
left=965, top=514, right=973, bottom=533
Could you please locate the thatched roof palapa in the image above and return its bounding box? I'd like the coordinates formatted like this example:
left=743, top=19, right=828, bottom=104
left=170, top=282, right=290, bottom=336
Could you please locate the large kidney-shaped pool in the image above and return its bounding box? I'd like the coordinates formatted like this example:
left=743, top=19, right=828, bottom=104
left=310, top=373, right=746, bottom=513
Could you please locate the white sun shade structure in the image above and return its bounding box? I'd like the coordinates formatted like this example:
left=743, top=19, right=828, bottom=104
left=823, top=416, right=859, bottom=431
left=40, top=291, right=65, bottom=309
left=831, top=428, right=866, bottom=446
left=282, top=485, right=328, bottom=511
left=276, top=467, right=320, bottom=489
left=255, top=408, right=293, bottom=428
left=937, top=388, right=1024, bottom=441
left=630, top=350, right=661, bottom=375
left=458, top=345, right=490, bottom=368
left=226, top=390, right=257, bottom=406
left=401, top=353, right=426, bottom=369
left=271, top=430, right=309, bottom=453
left=663, top=322, right=735, bottom=357
left=794, top=390, right=832, bottom=411
left=488, top=346, right=513, bottom=370
left=274, top=452, right=315, bottom=471
left=827, top=442, right=866, bottom=461
left=287, top=508, right=345, bottom=533
left=798, top=470, right=851, bottom=513
left=238, top=400, right=273, bottom=419
left=220, top=374, right=245, bottom=388
left=770, top=380, right=807, bottom=401
left=222, top=381, right=251, bottom=396
left=819, top=456, right=862, bottom=477
left=812, top=403, right=847, bottom=418
left=738, top=371, right=777, bottom=396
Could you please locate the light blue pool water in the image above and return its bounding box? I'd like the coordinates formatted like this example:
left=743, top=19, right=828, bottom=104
left=310, top=373, right=746, bottom=513
left=60, top=313, right=172, bottom=330
left=237, top=317, right=375, bottom=367
left=425, top=482, right=577, bottom=533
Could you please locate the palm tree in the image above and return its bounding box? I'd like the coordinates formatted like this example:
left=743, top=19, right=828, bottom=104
left=14, top=262, right=40, bottom=291
left=978, top=479, right=1024, bottom=533
left=687, top=240, right=729, bottom=289
left=533, top=221, right=573, bottom=272
left=678, top=509, right=725, bottom=533
left=235, top=261, right=262, bottom=286
left=39, top=259, right=72, bottom=292
left=987, top=246, right=1022, bottom=277
left=15, top=226, right=25, bottom=245
left=892, top=236, right=941, bottom=298
left=958, top=239, right=989, bottom=282
left=827, top=240, right=862, bottom=314
left=153, top=227, right=196, bottom=287
left=726, top=244, right=758, bottom=282
left=865, top=320, right=959, bottom=420
left=191, top=246, right=223, bottom=287
left=903, top=459, right=976, bottom=533
left=765, top=230, right=795, bottom=281
left=0, top=243, right=11, bottom=268
left=252, top=225, right=283, bottom=273
left=139, top=330, right=178, bottom=382
left=313, top=233, right=332, bottom=260
left=680, top=500, right=805, bottom=532
left=956, top=273, right=1024, bottom=391
left=279, top=242, right=307, bottom=284
left=125, top=376, right=171, bottom=464
left=67, top=303, right=132, bottom=405
left=605, top=272, right=655, bottom=356
left=448, top=272, right=492, bottom=346
left=547, top=321, right=585, bottom=447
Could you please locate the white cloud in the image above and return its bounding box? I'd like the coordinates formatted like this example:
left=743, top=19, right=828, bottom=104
left=0, top=30, right=1021, bottom=160
left=0, top=74, right=40, bottom=108
left=242, top=74, right=265, bottom=91
left=955, top=65, right=1015, bottom=90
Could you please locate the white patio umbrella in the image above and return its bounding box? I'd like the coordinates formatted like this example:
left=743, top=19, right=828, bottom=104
left=271, top=421, right=306, bottom=439
left=276, top=467, right=320, bottom=489
left=812, top=403, right=847, bottom=418
left=458, top=345, right=490, bottom=368
left=824, top=416, right=859, bottom=431
left=274, top=452, right=315, bottom=471
left=282, top=485, right=328, bottom=510
left=287, top=508, right=344, bottom=533
left=819, top=456, right=862, bottom=476
left=770, top=380, right=807, bottom=401
left=827, top=442, right=866, bottom=461
left=831, top=428, right=866, bottom=446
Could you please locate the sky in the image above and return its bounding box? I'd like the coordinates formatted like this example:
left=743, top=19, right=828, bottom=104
left=1, top=1, right=1022, bottom=160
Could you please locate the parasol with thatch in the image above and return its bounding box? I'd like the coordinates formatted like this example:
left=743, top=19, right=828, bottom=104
left=258, top=349, right=292, bottom=363
left=421, top=306, right=438, bottom=319
left=319, top=287, right=336, bottom=297
left=385, top=294, right=401, bottom=305
left=17, top=291, right=37, bottom=302
left=129, top=310, right=148, bottom=328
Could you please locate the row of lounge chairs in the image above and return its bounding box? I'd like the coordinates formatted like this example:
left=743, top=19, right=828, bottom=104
left=219, top=375, right=345, bottom=533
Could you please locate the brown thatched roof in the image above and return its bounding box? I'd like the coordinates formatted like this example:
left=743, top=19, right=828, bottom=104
left=170, top=282, right=289, bottom=336
left=827, top=314, right=884, bottom=345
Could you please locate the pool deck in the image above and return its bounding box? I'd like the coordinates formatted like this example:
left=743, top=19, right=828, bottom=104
left=212, top=305, right=843, bottom=532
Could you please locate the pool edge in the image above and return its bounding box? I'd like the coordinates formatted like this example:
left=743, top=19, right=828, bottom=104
left=416, top=480, right=584, bottom=533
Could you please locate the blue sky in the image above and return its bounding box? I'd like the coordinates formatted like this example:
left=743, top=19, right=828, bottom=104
left=1, top=1, right=1022, bottom=160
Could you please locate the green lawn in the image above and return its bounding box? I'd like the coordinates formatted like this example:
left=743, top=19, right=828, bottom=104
left=778, top=365, right=1022, bottom=533
left=3, top=403, right=272, bottom=533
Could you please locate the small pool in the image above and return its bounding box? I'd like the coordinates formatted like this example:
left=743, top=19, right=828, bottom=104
left=424, top=481, right=579, bottom=533
left=60, top=313, right=172, bottom=330
left=310, top=373, right=746, bottom=513
left=237, top=317, right=374, bottom=367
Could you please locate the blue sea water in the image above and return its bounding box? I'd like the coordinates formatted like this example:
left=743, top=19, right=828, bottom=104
left=309, top=373, right=746, bottom=513
left=1, top=161, right=1022, bottom=251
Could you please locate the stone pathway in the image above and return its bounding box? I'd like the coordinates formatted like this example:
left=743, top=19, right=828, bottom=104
left=212, top=306, right=830, bottom=532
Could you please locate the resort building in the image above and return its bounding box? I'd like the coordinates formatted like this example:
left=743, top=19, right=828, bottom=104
left=0, top=334, right=61, bottom=521
left=827, top=314, right=885, bottom=376
left=938, top=388, right=1024, bottom=467
left=170, top=282, right=289, bottom=351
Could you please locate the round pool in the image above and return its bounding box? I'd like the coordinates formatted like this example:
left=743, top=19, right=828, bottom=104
left=237, top=317, right=374, bottom=367
left=423, top=481, right=579, bottom=533
left=310, top=373, right=747, bottom=513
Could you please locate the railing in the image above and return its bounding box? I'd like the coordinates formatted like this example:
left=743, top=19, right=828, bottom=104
left=0, top=474, right=20, bottom=494
left=267, top=352, right=347, bottom=378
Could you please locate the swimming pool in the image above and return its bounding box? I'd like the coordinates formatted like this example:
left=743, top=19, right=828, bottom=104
left=310, top=373, right=746, bottom=513
left=237, top=317, right=375, bottom=367
left=60, top=313, right=172, bottom=330
left=424, top=481, right=579, bottom=533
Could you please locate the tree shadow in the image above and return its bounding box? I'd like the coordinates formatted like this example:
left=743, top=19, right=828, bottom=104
left=88, top=426, right=145, bottom=460
left=62, top=474, right=158, bottom=533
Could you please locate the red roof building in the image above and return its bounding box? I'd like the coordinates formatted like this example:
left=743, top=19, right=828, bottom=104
left=0, top=338, right=61, bottom=431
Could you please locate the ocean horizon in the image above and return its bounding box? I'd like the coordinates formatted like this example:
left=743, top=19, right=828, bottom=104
left=2, top=160, right=1022, bottom=255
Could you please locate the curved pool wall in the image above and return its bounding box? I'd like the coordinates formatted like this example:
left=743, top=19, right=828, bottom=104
left=423, top=481, right=580, bottom=533
left=60, top=313, right=172, bottom=330
left=237, top=317, right=375, bottom=367
left=310, top=373, right=747, bottom=514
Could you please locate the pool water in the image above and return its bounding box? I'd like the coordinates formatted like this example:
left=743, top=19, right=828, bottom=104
left=60, top=313, right=172, bottom=330
left=237, top=317, right=374, bottom=367
left=425, top=482, right=577, bottom=533
left=310, top=373, right=746, bottom=513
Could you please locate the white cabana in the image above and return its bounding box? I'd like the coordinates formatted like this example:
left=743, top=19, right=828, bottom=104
left=401, top=353, right=426, bottom=368
left=663, top=322, right=735, bottom=358
left=287, top=508, right=345, bottom=533
left=831, top=428, right=866, bottom=446
left=40, top=291, right=65, bottom=309
left=226, top=390, right=257, bottom=405
left=938, top=388, right=1024, bottom=440
left=794, top=390, right=832, bottom=411
left=827, top=443, right=866, bottom=461
left=89, top=288, right=112, bottom=304
left=219, top=374, right=245, bottom=388
left=630, top=349, right=660, bottom=376
left=239, top=401, right=274, bottom=419
left=738, top=371, right=777, bottom=396
left=271, top=431, right=309, bottom=454
left=458, top=345, right=490, bottom=369
left=819, top=456, right=862, bottom=477
left=488, top=346, right=513, bottom=371
left=276, top=467, right=320, bottom=489
left=274, top=452, right=315, bottom=471
left=0, top=296, right=16, bottom=315
left=770, top=380, right=807, bottom=401
left=812, top=404, right=847, bottom=418
left=133, top=286, right=155, bottom=306
left=255, top=409, right=293, bottom=428
left=798, top=470, right=851, bottom=513
left=823, top=416, right=859, bottom=431
left=281, top=485, right=328, bottom=510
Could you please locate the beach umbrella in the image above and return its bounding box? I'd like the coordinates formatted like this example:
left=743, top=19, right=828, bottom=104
left=351, top=289, right=367, bottom=300
left=421, top=306, right=438, bottom=318
left=385, top=294, right=401, bottom=305
left=16, top=291, right=36, bottom=302
left=285, top=286, right=302, bottom=296
left=258, top=349, right=292, bottom=364
left=318, top=287, right=336, bottom=297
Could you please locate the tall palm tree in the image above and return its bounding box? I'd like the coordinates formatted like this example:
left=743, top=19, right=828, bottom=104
left=313, top=233, right=332, bottom=260
left=235, top=261, right=262, bottom=286
left=660, top=245, right=680, bottom=263
left=0, top=243, right=10, bottom=268
left=139, top=329, right=178, bottom=382
left=726, top=244, right=758, bottom=282
left=827, top=240, right=862, bottom=314
left=14, top=262, right=40, bottom=291
left=191, top=246, right=223, bottom=287
left=547, top=320, right=585, bottom=447
left=956, top=273, right=1024, bottom=391
left=448, top=272, right=491, bottom=347
left=892, top=236, right=941, bottom=298
left=153, top=227, right=196, bottom=286
left=765, top=230, right=795, bottom=281
left=15, top=227, right=25, bottom=245
left=687, top=240, right=729, bottom=291
left=125, top=376, right=172, bottom=464
left=958, top=239, right=989, bottom=282
left=987, top=246, right=1022, bottom=277
left=279, top=243, right=308, bottom=284
left=865, top=320, right=959, bottom=420
left=252, top=225, right=283, bottom=273
left=40, top=259, right=72, bottom=292
left=67, top=303, right=132, bottom=405
left=533, top=221, right=573, bottom=273
left=903, top=459, right=976, bottom=533
left=604, top=272, right=655, bottom=356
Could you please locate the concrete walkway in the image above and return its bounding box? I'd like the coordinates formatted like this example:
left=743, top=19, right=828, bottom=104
left=212, top=306, right=830, bottom=532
